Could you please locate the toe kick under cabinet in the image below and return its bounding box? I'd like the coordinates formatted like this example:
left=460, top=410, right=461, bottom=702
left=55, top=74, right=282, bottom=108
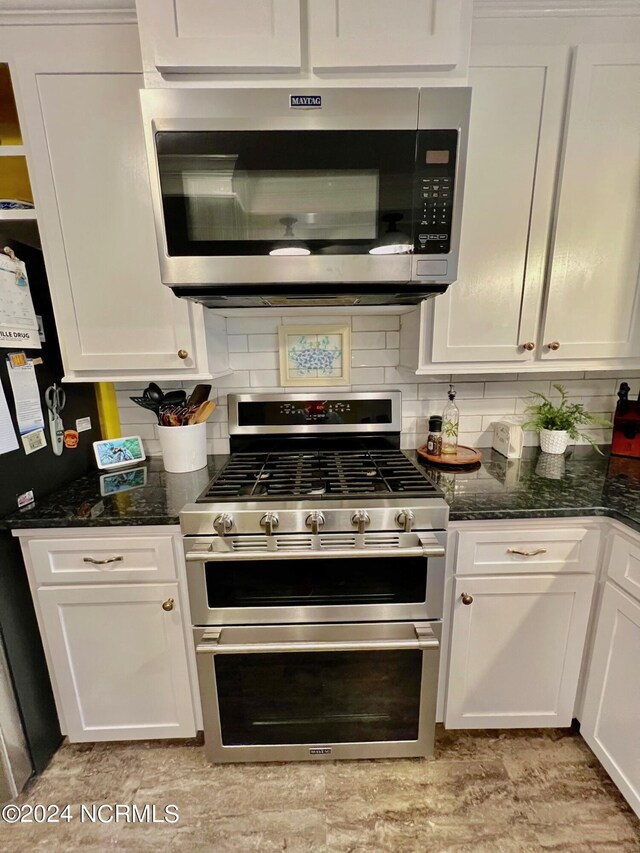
left=444, top=522, right=600, bottom=729
left=15, top=529, right=198, bottom=743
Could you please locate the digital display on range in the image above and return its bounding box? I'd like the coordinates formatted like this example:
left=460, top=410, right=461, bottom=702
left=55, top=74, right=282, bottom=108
left=237, top=399, right=393, bottom=426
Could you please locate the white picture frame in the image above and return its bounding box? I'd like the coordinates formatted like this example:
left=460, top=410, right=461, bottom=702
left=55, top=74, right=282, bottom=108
left=278, top=324, right=351, bottom=387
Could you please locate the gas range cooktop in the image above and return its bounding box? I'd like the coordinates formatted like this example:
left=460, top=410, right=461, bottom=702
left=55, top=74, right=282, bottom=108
left=197, top=449, right=438, bottom=503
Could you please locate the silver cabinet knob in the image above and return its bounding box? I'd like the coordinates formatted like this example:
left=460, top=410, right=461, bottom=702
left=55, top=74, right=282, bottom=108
left=213, top=513, right=233, bottom=536
left=260, top=512, right=279, bottom=536
left=305, top=511, right=325, bottom=536
left=396, top=509, right=415, bottom=532
left=547, top=341, right=560, bottom=351
left=461, top=593, right=474, bottom=605
left=351, top=509, right=371, bottom=535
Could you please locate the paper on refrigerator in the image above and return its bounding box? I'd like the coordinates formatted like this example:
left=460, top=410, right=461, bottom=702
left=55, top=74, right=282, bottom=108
left=6, top=357, right=45, bottom=437
left=0, top=378, right=19, bottom=455
left=0, top=252, right=41, bottom=349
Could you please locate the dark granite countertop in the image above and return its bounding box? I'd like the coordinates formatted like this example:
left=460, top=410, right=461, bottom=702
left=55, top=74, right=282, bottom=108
left=2, top=447, right=639, bottom=534
left=416, top=446, right=640, bottom=534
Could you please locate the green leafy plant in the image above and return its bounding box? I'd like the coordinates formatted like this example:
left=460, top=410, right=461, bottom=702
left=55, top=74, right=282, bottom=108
left=522, top=384, right=611, bottom=453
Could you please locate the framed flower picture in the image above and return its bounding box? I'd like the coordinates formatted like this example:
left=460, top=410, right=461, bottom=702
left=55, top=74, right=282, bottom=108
left=278, top=325, right=351, bottom=387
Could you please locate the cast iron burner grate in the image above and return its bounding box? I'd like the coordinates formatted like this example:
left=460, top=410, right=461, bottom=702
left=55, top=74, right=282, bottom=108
left=198, top=450, right=438, bottom=502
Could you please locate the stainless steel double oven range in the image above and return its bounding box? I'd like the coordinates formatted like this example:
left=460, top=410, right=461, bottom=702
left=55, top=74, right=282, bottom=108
left=181, top=392, right=448, bottom=763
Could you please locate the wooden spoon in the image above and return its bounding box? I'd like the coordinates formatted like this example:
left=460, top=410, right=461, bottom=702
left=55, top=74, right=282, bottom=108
left=189, top=400, right=216, bottom=425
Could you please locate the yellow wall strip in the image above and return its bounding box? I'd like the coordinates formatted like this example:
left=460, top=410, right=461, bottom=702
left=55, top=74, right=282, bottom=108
left=95, top=382, right=121, bottom=439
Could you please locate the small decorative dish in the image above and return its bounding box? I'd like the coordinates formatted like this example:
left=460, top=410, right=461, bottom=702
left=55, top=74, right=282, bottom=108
left=417, top=444, right=482, bottom=468
left=0, top=199, right=34, bottom=210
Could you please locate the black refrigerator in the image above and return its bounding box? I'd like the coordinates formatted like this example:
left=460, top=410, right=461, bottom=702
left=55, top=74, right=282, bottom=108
left=0, top=240, right=100, bottom=785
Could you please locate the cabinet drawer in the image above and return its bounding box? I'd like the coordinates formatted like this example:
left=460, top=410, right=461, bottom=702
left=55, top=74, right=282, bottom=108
left=28, top=536, right=178, bottom=584
left=608, top=532, right=640, bottom=602
left=456, top=527, right=600, bottom=576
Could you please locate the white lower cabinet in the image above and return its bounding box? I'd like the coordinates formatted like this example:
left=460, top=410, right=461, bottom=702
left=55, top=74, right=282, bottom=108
left=581, top=581, right=640, bottom=819
left=445, top=573, right=595, bottom=728
left=37, top=583, right=196, bottom=742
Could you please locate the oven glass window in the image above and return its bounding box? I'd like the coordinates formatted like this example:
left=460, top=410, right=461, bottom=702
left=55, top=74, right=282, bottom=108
left=205, top=556, right=427, bottom=609
left=215, top=650, right=422, bottom=745
left=155, top=131, right=416, bottom=256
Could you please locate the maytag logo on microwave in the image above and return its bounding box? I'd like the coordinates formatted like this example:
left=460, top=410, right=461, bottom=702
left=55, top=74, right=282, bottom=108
left=290, top=94, right=322, bottom=109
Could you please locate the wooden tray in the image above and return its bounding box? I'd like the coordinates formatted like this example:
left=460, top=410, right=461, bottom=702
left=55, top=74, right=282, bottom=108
left=417, top=444, right=482, bottom=468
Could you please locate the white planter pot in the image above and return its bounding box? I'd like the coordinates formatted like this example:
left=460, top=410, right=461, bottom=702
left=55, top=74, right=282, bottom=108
left=539, top=429, right=570, bottom=455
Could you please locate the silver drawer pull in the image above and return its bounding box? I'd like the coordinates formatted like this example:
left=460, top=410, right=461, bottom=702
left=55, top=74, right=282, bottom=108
left=507, top=548, right=547, bottom=557
left=82, top=556, right=124, bottom=565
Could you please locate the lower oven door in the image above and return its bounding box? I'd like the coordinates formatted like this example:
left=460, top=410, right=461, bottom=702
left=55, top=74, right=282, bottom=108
left=195, top=621, right=440, bottom=763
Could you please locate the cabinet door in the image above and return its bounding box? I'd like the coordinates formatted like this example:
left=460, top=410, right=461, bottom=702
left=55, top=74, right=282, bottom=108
left=309, top=0, right=468, bottom=71
left=37, top=72, right=206, bottom=376
left=8, top=26, right=209, bottom=380
left=136, top=0, right=301, bottom=73
left=542, top=44, right=640, bottom=361
left=37, top=583, right=195, bottom=741
left=581, top=582, right=640, bottom=818
left=445, top=573, right=594, bottom=728
left=430, top=46, right=568, bottom=364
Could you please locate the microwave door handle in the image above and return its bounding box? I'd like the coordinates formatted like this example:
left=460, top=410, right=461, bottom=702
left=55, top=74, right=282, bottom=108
left=196, top=625, right=440, bottom=656
left=186, top=544, right=445, bottom=563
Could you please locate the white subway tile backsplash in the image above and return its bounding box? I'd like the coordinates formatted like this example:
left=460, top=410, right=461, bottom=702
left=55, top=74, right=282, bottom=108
left=350, top=367, right=385, bottom=385
left=250, top=370, right=282, bottom=388
left=351, top=331, right=386, bottom=349
left=352, top=316, right=400, bottom=332
left=227, top=335, right=248, bottom=352
left=116, top=313, right=626, bottom=455
left=226, top=317, right=281, bottom=335
left=229, top=351, right=279, bottom=371
left=248, top=334, right=279, bottom=352
left=352, top=350, right=399, bottom=368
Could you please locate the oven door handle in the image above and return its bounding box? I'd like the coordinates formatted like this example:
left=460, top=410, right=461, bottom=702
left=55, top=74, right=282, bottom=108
left=196, top=625, right=439, bottom=656
left=186, top=544, right=445, bottom=562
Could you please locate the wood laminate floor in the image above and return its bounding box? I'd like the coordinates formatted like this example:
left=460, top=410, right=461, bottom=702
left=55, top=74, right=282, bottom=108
left=0, top=727, right=638, bottom=852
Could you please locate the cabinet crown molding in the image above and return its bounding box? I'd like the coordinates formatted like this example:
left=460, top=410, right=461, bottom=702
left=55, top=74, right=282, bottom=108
left=0, top=0, right=135, bottom=25
left=474, top=0, right=640, bottom=16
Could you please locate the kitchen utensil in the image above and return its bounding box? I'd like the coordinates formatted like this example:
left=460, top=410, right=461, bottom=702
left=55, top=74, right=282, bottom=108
left=187, top=384, right=211, bottom=407
left=143, top=382, right=164, bottom=407
left=163, top=389, right=187, bottom=406
left=44, top=383, right=66, bottom=456
left=130, top=396, right=162, bottom=414
left=189, top=400, right=216, bottom=425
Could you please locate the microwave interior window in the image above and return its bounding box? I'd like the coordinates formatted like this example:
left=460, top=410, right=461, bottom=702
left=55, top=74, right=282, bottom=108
left=156, top=131, right=416, bottom=257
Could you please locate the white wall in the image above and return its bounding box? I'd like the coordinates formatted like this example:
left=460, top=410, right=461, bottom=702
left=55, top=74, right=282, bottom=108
left=115, top=313, right=628, bottom=456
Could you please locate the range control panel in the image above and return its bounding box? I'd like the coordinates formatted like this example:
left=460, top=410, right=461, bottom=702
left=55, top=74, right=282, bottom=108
left=414, top=129, right=459, bottom=255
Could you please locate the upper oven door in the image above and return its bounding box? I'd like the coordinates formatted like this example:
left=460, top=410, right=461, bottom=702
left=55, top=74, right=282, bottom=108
left=141, top=88, right=419, bottom=287
left=184, top=531, right=445, bottom=625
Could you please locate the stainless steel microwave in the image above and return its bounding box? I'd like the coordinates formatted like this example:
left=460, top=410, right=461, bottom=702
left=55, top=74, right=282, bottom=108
left=140, top=87, right=471, bottom=308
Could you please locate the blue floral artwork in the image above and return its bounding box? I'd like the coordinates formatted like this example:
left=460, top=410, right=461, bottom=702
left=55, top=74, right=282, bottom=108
left=287, top=334, right=343, bottom=378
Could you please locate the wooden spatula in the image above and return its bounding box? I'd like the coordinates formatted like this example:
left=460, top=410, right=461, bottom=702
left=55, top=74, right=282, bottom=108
left=188, top=400, right=216, bottom=425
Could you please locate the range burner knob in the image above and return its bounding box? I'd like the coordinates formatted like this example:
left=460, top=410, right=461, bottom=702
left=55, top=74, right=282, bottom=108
left=213, top=513, right=233, bottom=537
left=260, top=512, right=280, bottom=536
left=305, top=511, right=325, bottom=536
left=396, top=509, right=415, bottom=533
left=351, top=509, right=371, bottom=535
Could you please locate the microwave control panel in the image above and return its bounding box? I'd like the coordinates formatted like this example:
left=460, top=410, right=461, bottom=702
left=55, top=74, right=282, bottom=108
left=414, top=130, right=459, bottom=255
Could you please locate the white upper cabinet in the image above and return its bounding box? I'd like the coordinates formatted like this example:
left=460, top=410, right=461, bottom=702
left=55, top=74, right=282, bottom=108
left=541, top=44, right=640, bottom=362
left=308, top=0, right=470, bottom=72
left=430, top=45, right=568, bottom=365
left=3, top=25, right=211, bottom=381
left=135, top=0, right=302, bottom=73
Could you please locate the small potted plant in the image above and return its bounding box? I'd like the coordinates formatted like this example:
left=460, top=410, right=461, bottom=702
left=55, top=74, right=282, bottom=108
left=523, top=384, right=611, bottom=455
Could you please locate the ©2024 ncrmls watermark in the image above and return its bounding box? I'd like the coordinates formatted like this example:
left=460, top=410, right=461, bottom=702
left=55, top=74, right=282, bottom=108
left=0, top=803, right=180, bottom=825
